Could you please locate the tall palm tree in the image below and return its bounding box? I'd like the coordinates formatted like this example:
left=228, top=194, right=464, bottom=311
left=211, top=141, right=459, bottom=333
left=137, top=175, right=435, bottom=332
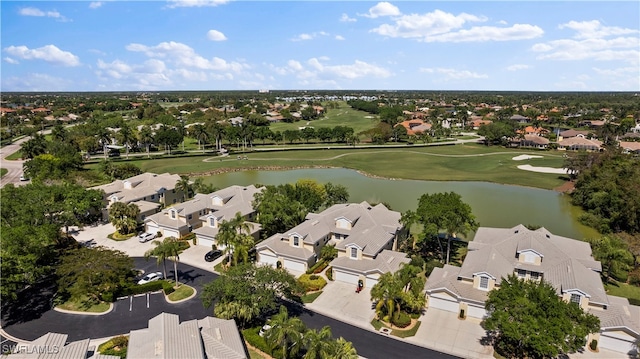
left=108, top=201, right=140, bottom=235
left=328, top=338, right=358, bottom=359
left=117, top=124, right=134, bottom=159
left=303, top=326, right=332, bottom=359
left=206, top=122, right=225, bottom=152
left=175, top=175, right=193, bottom=202
left=370, top=272, right=403, bottom=323
left=138, top=126, right=154, bottom=159
left=265, top=306, right=305, bottom=359
left=232, top=233, right=255, bottom=266
left=165, top=236, right=182, bottom=287
left=216, top=212, right=255, bottom=266
left=216, top=220, right=236, bottom=265
left=145, top=237, right=172, bottom=280
left=189, top=123, right=208, bottom=153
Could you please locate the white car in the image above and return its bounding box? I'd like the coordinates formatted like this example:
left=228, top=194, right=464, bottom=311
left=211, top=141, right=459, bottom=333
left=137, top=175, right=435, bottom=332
left=19, top=174, right=29, bottom=181
left=138, top=232, right=155, bottom=243
left=137, top=271, right=163, bottom=285
left=259, top=324, right=272, bottom=337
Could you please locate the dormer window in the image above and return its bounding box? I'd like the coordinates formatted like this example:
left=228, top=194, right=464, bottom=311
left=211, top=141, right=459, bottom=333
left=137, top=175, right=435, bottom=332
left=570, top=293, right=581, bottom=304
left=293, top=236, right=299, bottom=247
left=350, top=247, right=357, bottom=258
left=170, top=210, right=176, bottom=219
left=479, top=277, right=489, bottom=290
left=209, top=217, right=215, bottom=227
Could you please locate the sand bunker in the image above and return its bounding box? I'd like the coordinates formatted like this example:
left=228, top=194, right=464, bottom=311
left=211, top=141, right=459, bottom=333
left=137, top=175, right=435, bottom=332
left=512, top=155, right=544, bottom=161
left=517, top=164, right=569, bottom=174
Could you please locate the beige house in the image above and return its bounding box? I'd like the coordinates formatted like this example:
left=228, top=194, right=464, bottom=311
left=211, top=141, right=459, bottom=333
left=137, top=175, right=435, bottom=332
left=145, top=185, right=262, bottom=244
left=557, top=134, right=602, bottom=151
left=4, top=332, right=118, bottom=359
left=91, top=172, right=183, bottom=221
left=127, top=312, right=247, bottom=359
left=256, top=201, right=409, bottom=287
left=425, top=224, right=640, bottom=355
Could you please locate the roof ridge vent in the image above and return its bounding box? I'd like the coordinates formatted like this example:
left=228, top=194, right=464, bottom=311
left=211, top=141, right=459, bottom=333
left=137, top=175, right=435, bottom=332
left=215, top=327, right=221, bottom=340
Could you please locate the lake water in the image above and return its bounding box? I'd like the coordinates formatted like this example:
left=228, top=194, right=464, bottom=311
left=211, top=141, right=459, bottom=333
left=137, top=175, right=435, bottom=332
left=202, top=168, right=599, bottom=240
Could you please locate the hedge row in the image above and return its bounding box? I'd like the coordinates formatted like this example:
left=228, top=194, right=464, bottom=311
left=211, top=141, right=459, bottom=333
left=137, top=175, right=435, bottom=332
left=111, top=280, right=174, bottom=300
left=298, top=274, right=327, bottom=292
left=242, top=327, right=283, bottom=359
left=326, top=266, right=334, bottom=281
left=306, top=260, right=328, bottom=275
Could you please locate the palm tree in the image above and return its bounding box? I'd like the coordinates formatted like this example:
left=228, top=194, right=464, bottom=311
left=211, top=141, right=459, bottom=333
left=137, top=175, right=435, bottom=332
left=144, top=236, right=181, bottom=285
left=328, top=338, right=358, bottom=359
left=206, top=122, right=225, bottom=152
left=175, top=175, right=193, bottom=202
left=108, top=201, right=140, bottom=235
left=370, top=272, right=403, bottom=324
left=189, top=123, right=208, bottom=153
left=303, top=326, right=332, bottom=359
left=138, top=126, right=154, bottom=159
left=265, top=306, right=305, bottom=359
left=232, top=233, right=255, bottom=266
left=117, top=124, right=134, bottom=159
left=588, top=235, right=634, bottom=283
left=217, top=212, right=255, bottom=266
left=216, top=220, right=236, bottom=265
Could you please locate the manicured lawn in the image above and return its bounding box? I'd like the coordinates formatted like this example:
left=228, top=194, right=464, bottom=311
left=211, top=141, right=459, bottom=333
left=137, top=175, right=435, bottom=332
left=301, top=291, right=323, bottom=303
left=269, top=102, right=379, bottom=135
left=0, top=168, right=7, bottom=177
left=5, top=151, right=22, bottom=160
left=167, top=284, right=195, bottom=301
left=119, top=144, right=567, bottom=190
left=57, top=296, right=110, bottom=313
left=605, top=282, right=640, bottom=305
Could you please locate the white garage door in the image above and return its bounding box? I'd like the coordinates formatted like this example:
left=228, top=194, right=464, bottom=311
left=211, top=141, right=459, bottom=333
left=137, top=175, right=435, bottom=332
left=146, top=223, right=159, bottom=235
left=428, top=297, right=459, bottom=313
left=599, top=332, right=635, bottom=354
left=334, top=270, right=359, bottom=285
left=163, top=229, right=180, bottom=239
left=466, top=305, right=487, bottom=319
left=258, top=252, right=278, bottom=267
left=197, top=236, right=215, bottom=249
left=366, top=276, right=379, bottom=288
left=284, top=259, right=306, bottom=273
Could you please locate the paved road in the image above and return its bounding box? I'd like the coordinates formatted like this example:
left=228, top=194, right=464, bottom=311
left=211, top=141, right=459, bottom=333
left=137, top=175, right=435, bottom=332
left=2, top=259, right=459, bottom=359
left=0, top=136, right=28, bottom=187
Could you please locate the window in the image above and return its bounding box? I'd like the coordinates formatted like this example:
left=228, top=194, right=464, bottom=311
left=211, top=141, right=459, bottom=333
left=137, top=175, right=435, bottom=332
left=530, top=272, right=539, bottom=281
left=188, top=214, right=192, bottom=220
left=151, top=195, right=155, bottom=200
left=293, top=236, right=299, bottom=246
left=479, top=276, right=489, bottom=290
left=209, top=217, right=215, bottom=227
left=517, top=269, right=526, bottom=278
left=170, top=210, right=176, bottom=219
left=350, top=247, right=357, bottom=258
left=570, top=294, right=581, bottom=304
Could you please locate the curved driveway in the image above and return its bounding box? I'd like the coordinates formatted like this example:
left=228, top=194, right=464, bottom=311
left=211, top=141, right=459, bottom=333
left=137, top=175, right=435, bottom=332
left=2, top=258, right=458, bottom=359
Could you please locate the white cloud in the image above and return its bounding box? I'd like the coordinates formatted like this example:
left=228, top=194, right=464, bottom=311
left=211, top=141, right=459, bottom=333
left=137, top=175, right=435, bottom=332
left=296, top=58, right=391, bottom=79
left=291, top=31, right=330, bottom=42
left=420, top=67, right=488, bottom=80
left=166, top=0, right=229, bottom=8
left=340, top=13, right=357, bottom=22
left=335, top=35, right=345, bottom=41
left=125, top=41, right=248, bottom=72
left=360, top=2, right=401, bottom=19
left=4, top=57, right=19, bottom=64
left=423, top=24, right=543, bottom=42
left=96, top=59, right=174, bottom=89
left=498, top=20, right=508, bottom=25
left=592, top=66, right=638, bottom=77
left=18, top=7, right=69, bottom=21
left=560, top=20, right=638, bottom=40
left=371, top=9, right=486, bottom=39
left=207, top=29, right=227, bottom=41
left=533, top=20, right=640, bottom=64
left=506, top=64, right=530, bottom=71
left=4, top=44, right=80, bottom=66
left=89, top=2, right=103, bottom=9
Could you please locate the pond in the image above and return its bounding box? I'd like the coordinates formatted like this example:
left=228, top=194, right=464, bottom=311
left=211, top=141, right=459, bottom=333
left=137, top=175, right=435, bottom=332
left=202, top=168, right=599, bottom=240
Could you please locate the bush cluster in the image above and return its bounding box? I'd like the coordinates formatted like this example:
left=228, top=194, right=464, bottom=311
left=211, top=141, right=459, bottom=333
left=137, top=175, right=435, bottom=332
left=98, top=335, right=128, bottom=359
left=392, top=311, right=411, bottom=328
left=242, top=327, right=283, bottom=358
left=298, top=273, right=327, bottom=291
left=326, top=266, right=334, bottom=281
left=306, top=260, right=328, bottom=274
left=117, top=280, right=165, bottom=297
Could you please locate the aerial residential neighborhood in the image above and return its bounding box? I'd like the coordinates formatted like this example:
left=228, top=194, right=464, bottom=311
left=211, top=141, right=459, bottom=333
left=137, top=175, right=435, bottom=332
left=1, top=1, right=640, bottom=359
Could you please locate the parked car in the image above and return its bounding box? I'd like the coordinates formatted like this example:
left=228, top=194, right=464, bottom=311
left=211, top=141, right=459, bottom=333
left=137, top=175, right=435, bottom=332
left=259, top=324, right=272, bottom=337
left=204, top=249, right=223, bottom=262
left=19, top=174, right=29, bottom=181
left=138, top=232, right=156, bottom=243
left=137, top=271, right=163, bottom=285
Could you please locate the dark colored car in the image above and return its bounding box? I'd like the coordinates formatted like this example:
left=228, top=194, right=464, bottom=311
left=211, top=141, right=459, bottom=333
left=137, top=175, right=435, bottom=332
left=204, top=249, right=223, bottom=262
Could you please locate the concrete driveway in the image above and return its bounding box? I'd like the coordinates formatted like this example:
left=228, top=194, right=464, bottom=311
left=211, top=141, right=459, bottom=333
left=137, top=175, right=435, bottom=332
left=406, top=308, right=493, bottom=359
left=306, top=280, right=376, bottom=330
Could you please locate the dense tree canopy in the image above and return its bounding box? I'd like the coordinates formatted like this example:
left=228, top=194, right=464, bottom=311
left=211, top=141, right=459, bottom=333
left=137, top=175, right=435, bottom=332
left=201, top=263, right=304, bottom=326
left=484, top=275, right=600, bottom=359
left=570, top=150, right=640, bottom=234
left=56, top=247, right=134, bottom=303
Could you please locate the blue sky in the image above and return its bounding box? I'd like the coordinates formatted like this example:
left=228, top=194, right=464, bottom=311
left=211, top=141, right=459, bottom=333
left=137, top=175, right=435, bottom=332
left=2, top=1, right=639, bottom=92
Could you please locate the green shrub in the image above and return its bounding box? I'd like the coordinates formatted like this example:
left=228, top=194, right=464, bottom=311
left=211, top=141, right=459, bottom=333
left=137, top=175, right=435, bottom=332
left=306, top=260, right=328, bottom=274
left=181, top=233, right=196, bottom=242
left=177, top=240, right=190, bottom=251
left=156, top=231, right=163, bottom=238
left=98, top=335, right=128, bottom=358
left=298, top=273, right=327, bottom=291
left=162, top=281, right=175, bottom=295
left=119, top=280, right=164, bottom=296
left=101, top=292, right=114, bottom=302
left=629, top=298, right=640, bottom=306
left=242, top=327, right=271, bottom=355
left=392, top=311, right=411, bottom=328
left=589, top=339, right=598, bottom=351
left=425, top=259, right=444, bottom=276
left=326, top=266, right=334, bottom=281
